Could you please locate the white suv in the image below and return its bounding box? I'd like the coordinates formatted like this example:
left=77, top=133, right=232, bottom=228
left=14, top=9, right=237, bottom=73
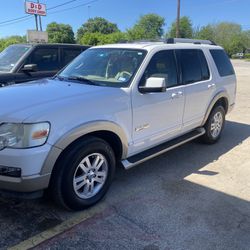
left=0, top=38, right=236, bottom=210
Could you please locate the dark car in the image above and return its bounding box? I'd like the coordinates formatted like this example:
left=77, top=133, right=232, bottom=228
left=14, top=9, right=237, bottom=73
left=0, top=43, right=89, bottom=86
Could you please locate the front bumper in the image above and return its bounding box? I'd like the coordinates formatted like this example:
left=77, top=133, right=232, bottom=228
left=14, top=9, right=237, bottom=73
left=0, top=173, right=50, bottom=192
left=0, top=144, right=52, bottom=192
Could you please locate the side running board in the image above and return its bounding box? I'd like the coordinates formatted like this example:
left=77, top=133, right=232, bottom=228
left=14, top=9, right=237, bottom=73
left=121, top=128, right=205, bottom=170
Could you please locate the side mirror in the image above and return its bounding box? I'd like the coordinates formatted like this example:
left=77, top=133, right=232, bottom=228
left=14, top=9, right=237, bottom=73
left=139, top=77, right=166, bottom=93
left=22, top=64, right=38, bottom=72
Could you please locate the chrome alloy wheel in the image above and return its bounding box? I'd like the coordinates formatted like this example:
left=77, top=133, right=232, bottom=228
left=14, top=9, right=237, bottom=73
left=73, top=153, right=108, bottom=199
left=210, top=111, right=223, bottom=139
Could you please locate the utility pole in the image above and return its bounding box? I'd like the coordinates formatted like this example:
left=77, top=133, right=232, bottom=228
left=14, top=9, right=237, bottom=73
left=87, top=5, right=91, bottom=19
left=176, top=0, right=180, bottom=38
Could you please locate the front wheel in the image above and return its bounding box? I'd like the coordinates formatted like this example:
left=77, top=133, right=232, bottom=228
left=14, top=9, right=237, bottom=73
left=50, top=137, right=116, bottom=210
left=201, top=105, right=225, bottom=144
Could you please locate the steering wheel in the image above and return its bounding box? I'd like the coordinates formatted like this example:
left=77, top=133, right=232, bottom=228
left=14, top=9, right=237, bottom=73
left=115, top=71, right=132, bottom=80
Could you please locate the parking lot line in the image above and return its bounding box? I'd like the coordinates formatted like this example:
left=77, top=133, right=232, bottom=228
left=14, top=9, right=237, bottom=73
left=8, top=203, right=107, bottom=250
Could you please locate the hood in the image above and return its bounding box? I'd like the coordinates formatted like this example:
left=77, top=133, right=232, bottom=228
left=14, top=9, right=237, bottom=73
left=0, top=78, right=118, bottom=122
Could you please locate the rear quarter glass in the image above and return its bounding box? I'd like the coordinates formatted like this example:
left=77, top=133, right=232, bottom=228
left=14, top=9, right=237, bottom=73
left=210, top=49, right=235, bottom=77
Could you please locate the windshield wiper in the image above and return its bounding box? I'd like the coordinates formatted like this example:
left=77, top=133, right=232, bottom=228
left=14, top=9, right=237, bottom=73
left=54, top=75, right=66, bottom=81
left=67, top=75, right=98, bottom=85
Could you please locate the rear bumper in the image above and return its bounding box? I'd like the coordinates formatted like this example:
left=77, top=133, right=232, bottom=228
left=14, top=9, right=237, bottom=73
left=0, top=173, right=50, bottom=192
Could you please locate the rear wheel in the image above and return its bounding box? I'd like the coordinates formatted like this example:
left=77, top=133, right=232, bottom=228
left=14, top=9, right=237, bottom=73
left=201, top=105, right=225, bottom=144
left=50, top=136, right=116, bottom=210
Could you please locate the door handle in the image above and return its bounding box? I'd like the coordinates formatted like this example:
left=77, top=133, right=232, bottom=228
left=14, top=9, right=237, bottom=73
left=171, top=92, right=183, bottom=99
left=171, top=93, right=178, bottom=99
left=177, top=91, right=183, bottom=96
left=208, top=83, right=216, bottom=89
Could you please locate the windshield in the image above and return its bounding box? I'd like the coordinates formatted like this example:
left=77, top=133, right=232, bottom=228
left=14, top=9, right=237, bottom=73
left=59, top=48, right=147, bottom=87
left=0, top=45, right=31, bottom=73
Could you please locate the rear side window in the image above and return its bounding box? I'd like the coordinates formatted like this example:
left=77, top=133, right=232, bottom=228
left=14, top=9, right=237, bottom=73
left=198, top=50, right=210, bottom=80
left=178, top=49, right=209, bottom=84
left=210, top=49, right=235, bottom=77
left=62, top=48, right=82, bottom=66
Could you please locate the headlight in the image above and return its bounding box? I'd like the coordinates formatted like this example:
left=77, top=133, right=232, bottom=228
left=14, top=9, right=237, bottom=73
left=0, top=122, right=50, bottom=150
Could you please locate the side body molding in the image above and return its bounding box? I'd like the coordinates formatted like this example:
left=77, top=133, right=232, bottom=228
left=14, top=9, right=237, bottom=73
left=41, top=121, right=129, bottom=175
left=201, top=91, right=229, bottom=126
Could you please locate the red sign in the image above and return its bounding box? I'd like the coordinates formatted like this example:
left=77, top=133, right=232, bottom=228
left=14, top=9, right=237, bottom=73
left=25, top=1, right=47, bottom=16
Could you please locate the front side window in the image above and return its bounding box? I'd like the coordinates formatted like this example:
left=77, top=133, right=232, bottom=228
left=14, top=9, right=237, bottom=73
left=28, top=48, right=59, bottom=71
left=60, top=48, right=147, bottom=87
left=141, top=50, right=178, bottom=88
left=0, top=45, right=31, bottom=73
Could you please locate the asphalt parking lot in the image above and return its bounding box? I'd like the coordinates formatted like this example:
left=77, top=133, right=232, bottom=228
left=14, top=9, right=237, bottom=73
left=1, top=59, right=250, bottom=250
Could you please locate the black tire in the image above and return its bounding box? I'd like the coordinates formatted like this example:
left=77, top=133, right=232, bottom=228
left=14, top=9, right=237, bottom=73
left=201, top=105, right=225, bottom=144
left=50, top=136, right=116, bottom=210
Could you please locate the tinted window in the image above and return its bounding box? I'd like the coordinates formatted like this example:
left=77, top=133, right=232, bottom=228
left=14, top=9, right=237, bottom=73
left=210, top=49, right=235, bottom=76
left=142, top=50, right=178, bottom=88
left=62, top=48, right=82, bottom=66
left=198, top=50, right=210, bottom=80
left=179, top=49, right=203, bottom=84
left=29, top=48, right=59, bottom=71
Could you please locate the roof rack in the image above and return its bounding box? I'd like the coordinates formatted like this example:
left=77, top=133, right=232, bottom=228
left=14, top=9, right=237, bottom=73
left=118, top=39, right=165, bottom=44
left=166, top=38, right=217, bottom=45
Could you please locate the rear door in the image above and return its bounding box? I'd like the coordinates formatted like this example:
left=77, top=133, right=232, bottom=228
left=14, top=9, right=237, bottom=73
left=15, top=47, right=60, bottom=83
left=176, top=49, right=214, bottom=132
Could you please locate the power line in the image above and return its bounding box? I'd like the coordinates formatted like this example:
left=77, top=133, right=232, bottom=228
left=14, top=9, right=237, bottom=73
left=47, top=0, right=82, bottom=10
left=49, top=0, right=98, bottom=15
left=0, top=0, right=88, bottom=26
left=0, top=16, right=33, bottom=28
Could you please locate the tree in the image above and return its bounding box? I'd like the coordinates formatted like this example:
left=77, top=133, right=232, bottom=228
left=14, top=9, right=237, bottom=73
left=79, top=32, right=127, bottom=46
left=46, top=22, right=75, bottom=44
left=168, top=16, right=193, bottom=38
left=77, top=17, right=119, bottom=42
left=195, top=22, right=248, bottom=56
left=127, top=14, right=165, bottom=40
left=195, top=25, right=215, bottom=41
left=0, top=35, right=26, bottom=52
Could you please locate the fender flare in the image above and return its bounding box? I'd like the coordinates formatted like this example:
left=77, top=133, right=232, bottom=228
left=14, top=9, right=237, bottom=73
left=41, top=120, right=129, bottom=175
left=201, top=91, right=229, bottom=126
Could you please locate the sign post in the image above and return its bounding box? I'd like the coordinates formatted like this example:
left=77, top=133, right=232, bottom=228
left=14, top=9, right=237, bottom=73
left=25, top=1, right=47, bottom=31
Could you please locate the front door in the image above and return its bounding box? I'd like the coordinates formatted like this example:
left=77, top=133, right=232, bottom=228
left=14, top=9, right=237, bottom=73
left=15, top=47, right=60, bottom=83
left=131, top=50, right=185, bottom=155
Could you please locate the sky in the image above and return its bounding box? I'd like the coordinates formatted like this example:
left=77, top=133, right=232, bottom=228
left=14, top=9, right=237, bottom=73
left=0, top=0, right=249, bottom=38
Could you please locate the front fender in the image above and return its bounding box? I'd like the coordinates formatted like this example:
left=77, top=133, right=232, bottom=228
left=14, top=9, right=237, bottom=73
left=41, top=120, right=128, bottom=175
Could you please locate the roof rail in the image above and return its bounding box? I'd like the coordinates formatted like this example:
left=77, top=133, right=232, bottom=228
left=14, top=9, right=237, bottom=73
left=118, top=39, right=165, bottom=44
left=166, top=38, right=217, bottom=45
